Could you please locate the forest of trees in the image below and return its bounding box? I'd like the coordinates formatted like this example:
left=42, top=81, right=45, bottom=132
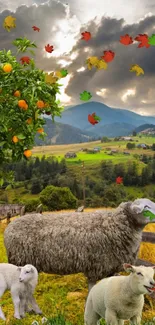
left=1, top=154, right=155, bottom=209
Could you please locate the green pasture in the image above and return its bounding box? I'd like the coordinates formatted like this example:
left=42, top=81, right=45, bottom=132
left=32, top=136, right=155, bottom=166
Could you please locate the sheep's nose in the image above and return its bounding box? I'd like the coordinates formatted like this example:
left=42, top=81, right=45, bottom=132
left=19, top=278, right=23, bottom=282
left=150, top=281, right=155, bottom=286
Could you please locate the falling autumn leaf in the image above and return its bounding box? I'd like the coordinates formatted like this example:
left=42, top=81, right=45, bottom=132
left=80, top=91, right=92, bottom=101
left=134, top=34, right=150, bottom=48
left=55, top=71, right=63, bottom=79
left=130, top=64, right=144, bottom=76
left=20, top=56, right=31, bottom=64
left=88, top=113, right=99, bottom=125
left=119, top=34, right=133, bottom=45
left=116, top=176, right=123, bottom=184
left=45, top=72, right=58, bottom=84
left=148, top=34, right=155, bottom=46
left=93, top=113, right=101, bottom=122
left=45, top=44, right=54, bottom=53
left=3, top=16, right=16, bottom=32
left=81, top=31, right=91, bottom=41
left=101, top=50, right=115, bottom=63
left=32, top=25, right=40, bottom=32
left=96, top=59, right=107, bottom=70
left=60, top=69, right=68, bottom=77
left=86, top=56, right=99, bottom=70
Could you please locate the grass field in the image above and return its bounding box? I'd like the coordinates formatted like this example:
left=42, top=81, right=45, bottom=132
left=32, top=136, right=155, bottom=166
left=0, top=211, right=155, bottom=325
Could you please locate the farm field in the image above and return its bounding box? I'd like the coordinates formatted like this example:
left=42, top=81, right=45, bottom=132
left=0, top=213, right=154, bottom=325
left=32, top=136, right=155, bottom=166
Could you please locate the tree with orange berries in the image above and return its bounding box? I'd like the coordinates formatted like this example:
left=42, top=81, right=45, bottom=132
left=0, top=21, right=63, bottom=186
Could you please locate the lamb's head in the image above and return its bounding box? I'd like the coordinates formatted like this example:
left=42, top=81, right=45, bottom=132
left=123, top=198, right=155, bottom=227
left=123, top=263, right=155, bottom=295
left=17, top=264, right=38, bottom=283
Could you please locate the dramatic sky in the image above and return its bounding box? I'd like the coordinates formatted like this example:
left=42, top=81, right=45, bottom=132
left=1, top=0, right=155, bottom=115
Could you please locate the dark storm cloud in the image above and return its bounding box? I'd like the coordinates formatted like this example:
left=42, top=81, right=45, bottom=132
left=65, top=15, right=155, bottom=114
left=0, top=0, right=155, bottom=114
left=0, top=0, right=69, bottom=71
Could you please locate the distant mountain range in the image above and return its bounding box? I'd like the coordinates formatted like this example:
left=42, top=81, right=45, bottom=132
left=35, top=119, right=95, bottom=145
left=35, top=102, right=155, bottom=145
left=134, top=124, right=155, bottom=133
left=55, top=101, right=155, bottom=131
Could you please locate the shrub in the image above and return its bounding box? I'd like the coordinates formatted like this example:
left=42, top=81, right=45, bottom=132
left=39, top=185, right=77, bottom=211
left=21, top=198, right=40, bottom=212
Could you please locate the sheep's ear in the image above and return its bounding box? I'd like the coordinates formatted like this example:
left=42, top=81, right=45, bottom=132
left=30, top=267, right=34, bottom=273
left=123, top=263, right=135, bottom=273
left=153, top=266, right=155, bottom=273
left=17, top=267, right=21, bottom=271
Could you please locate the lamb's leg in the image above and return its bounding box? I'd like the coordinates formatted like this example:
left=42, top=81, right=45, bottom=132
left=28, top=294, right=42, bottom=314
left=118, top=320, right=124, bottom=325
left=0, top=276, right=7, bottom=321
left=105, top=308, right=119, bottom=325
left=88, top=281, right=96, bottom=292
left=19, top=297, right=27, bottom=318
left=130, top=315, right=141, bottom=325
left=84, top=294, right=100, bottom=325
left=11, top=287, right=21, bottom=319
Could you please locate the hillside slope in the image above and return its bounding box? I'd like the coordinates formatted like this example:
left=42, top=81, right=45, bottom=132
left=35, top=119, right=95, bottom=145
left=55, top=101, right=155, bottom=131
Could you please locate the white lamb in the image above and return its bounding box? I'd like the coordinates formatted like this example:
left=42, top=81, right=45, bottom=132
left=84, top=263, right=155, bottom=325
left=0, top=263, right=42, bottom=320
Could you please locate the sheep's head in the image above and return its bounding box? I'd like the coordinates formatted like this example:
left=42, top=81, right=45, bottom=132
left=17, top=264, right=37, bottom=283
left=125, top=198, right=155, bottom=226
left=123, top=263, right=155, bottom=295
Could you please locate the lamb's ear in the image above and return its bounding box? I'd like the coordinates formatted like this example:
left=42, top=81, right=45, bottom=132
left=123, top=263, right=135, bottom=273
left=152, top=266, right=155, bottom=273
left=30, top=267, right=34, bottom=273
left=17, top=267, right=22, bottom=271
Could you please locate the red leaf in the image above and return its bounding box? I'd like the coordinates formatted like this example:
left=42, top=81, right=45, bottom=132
left=88, top=113, right=98, bottom=125
left=20, top=56, right=31, bottom=64
left=101, top=50, right=115, bottom=63
left=32, top=25, right=40, bottom=32
left=134, top=34, right=150, bottom=48
left=119, top=34, right=133, bottom=45
left=116, top=176, right=123, bottom=184
left=81, top=31, right=91, bottom=41
left=45, top=44, right=54, bottom=53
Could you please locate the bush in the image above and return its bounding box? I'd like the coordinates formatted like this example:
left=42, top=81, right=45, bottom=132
left=39, top=185, right=77, bottom=211
left=21, top=198, right=40, bottom=212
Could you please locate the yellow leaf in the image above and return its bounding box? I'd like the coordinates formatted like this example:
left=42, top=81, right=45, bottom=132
left=45, top=72, right=58, bottom=84
left=96, top=59, right=108, bottom=70
left=55, top=71, right=62, bottom=78
left=87, top=56, right=99, bottom=66
left=3, top=16, right=16, bottom=31
left=130, top=64, right=144, bottom=76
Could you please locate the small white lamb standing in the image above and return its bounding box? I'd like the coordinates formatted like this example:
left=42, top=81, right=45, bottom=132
left=0, top=263, right=42, bottom=320
left=84, top=264, right=155, bottom=325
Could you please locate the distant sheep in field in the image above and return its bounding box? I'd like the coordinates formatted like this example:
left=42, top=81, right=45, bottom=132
left=84, top=263, right=155, bottom=325
left=4, top=198, right=155, bottom=292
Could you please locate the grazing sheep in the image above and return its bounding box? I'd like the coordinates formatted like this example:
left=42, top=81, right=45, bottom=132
left=84, top=263, right=155, bottom=325
left=4, top=198, right=155, bottom=291
left=0, top=263, right=42, bottom=320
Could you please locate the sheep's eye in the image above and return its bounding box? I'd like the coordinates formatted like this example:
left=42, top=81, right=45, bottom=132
left=26, top=271, right=30, bottom=273
left=137, top=272, right=143, bottom=276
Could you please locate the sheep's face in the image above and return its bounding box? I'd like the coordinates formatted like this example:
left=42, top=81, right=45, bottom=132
left=18, top=264, right=34, bottom=283
left=123, top=263, right=155, bottom=295
left=129, top=198, right=155, bottom=225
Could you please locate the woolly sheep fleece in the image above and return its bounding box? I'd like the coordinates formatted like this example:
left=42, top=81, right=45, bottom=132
left=4, top=201, right=153, bottom=282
